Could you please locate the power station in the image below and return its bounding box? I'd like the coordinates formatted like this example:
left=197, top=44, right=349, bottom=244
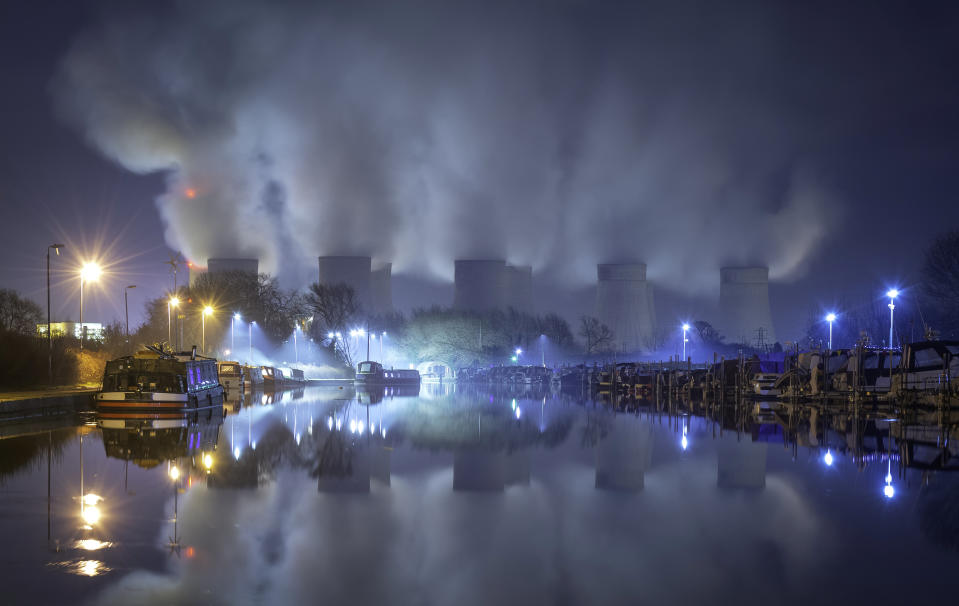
left=452, top=259, right=534, bottom=312
left=594, top=263, right=656, bottom=352
left=718, top=266, right=776, bottom=347
left=317, top=255, right=393, bottom=315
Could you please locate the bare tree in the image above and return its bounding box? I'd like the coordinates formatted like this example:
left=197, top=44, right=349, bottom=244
left=579, top=316, right=615, bottom=354
left=0, top=289, right=43, bottom=335
left=692, top=320, right=724, bottom=346
left=922, top=230, right=959, bottom=337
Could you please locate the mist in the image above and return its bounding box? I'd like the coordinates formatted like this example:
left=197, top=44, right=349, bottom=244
left=52, top=0, right=840, bottom=292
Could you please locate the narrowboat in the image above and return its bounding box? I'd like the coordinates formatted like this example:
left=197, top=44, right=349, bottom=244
left=355, top=361, right=421, bottom=386
left=218, top=361, right=245, bottom=396
left=96, top=346, right=225, bottom=411
left=243, top=365, right=264, bottom=390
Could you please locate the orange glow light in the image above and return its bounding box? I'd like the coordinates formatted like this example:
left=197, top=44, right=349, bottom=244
left=185, top=188, right=196, bottom=199
left=185, top=546, right=196, bottom=558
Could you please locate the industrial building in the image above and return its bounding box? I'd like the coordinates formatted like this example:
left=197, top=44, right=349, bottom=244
left=594, top=263, right=656, bottom=352
left=317, top=255, right=393, bottom=315
left=718, top=266, right=776, bottom=348
left=452, top=259, right=533, bottom=312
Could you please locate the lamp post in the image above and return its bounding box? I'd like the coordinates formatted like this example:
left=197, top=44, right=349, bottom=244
left=381, top=332, right=386, bottom=362
left=249, top=321, right=255, bottom=364
left=682, top=324, right=690, bottom=361
left=124, top=285, right=136, bottom=345
left=168, top=297, right=179, bottom=351
left=201, top=305, right=214, bottom=353
left=78, top=262, right=101, bottom=351
left=826, top=313, right=836, bottom=350
left=293, top=325, right=299, bottom=364
left=886, top=289, right=899, bottom=349
left=46, top=244, right=64, bottom=384
left=232, top=313, right=241, bottom=353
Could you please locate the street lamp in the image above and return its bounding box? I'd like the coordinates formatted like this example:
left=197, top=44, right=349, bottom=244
left=124, top=285, right=136, bottom=345
left=825, top=313, right=836, bottom=349
left=46, top=243, right=64, bottom=384
left=886, top=289, right=899, bottom=349
left=78, top=261, right=102, bottom=351
left=249, top=321, right=255, bottom=364
left=168, top=297, right=179, bottom=350
left=682, top=323, right=690, bottom=361
left=201, top=305, right=214, bottom=353
left=232, top=313, right=241, bottom=353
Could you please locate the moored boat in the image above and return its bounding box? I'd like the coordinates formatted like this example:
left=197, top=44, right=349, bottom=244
left=355, top=361, right=420, bottom=386
left=96, top=346, right=225, bottom=411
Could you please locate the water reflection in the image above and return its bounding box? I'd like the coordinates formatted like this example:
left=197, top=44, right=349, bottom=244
left=1, top=386, right=959, bottom=604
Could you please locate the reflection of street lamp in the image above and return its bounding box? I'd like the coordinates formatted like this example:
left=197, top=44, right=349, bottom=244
left=682, top=323, right=690, bottom=361
left=79, top=262, right=102, bottom=351
left=201, top=305, right=214, bottom=353
left=168, top=297, right=179, bottom=350
left=886, top=289, right=899, bottom=349
left=249, top=321, right=256, bottom=364
left=823, top=449, right=834, bottom=466
left=47, top=243, right=64, bottom=384
left=883, top=460, right=895, bottom=498
left=825, top=313, right=836, bottom=349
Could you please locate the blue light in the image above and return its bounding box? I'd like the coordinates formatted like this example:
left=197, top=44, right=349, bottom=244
left=515, top=407, right=521, bottom=419
left=681, top=435, right=688, bottom=451
left=824, top=450, right=834, bottom=466
left=883, top=484, right=895, bottom=499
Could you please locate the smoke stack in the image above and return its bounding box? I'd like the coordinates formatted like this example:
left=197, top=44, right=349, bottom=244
left=370, top=262, right=393, bottom=315
left=594, top=263, right=655, bottom=352
left=207, top=258, right=259, bottom=275
left=318, top=256, right=373, bottom=312
left=453, top=260, right=508, bottom=311
left=505, top=264, right=533, bottom=312
left=718, top=266, right=776, bottom=347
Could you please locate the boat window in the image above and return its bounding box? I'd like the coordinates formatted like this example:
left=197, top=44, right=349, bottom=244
left=863, top=355, right=880, bottom=370
left=946, top=345, right=959, bottom=356
left=913, top=348, right=943, bottom=369
left=884, top=354, right=901, bottom=370
left=359, top=362, right=373, bottom=373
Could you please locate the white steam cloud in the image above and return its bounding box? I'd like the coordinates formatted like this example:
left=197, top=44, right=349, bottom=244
left=53, top=0, right=839, bottom=290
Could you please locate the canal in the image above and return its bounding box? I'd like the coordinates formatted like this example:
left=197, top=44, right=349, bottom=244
left=1, top=386, right=957, bottom=605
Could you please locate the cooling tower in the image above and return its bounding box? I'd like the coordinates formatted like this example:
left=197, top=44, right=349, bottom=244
left=453, top=259, right=508, bottom=311
left=370, top=262, right=393, bottom=315
left=505, top=264, right=533, bottom=312
left=318, top=256, right=372, bottom=312
left=594, top=263, right=656, bottom=352
left=718, top=267, right=776, bottom=347
left=207, top=258, right=259, bottom=275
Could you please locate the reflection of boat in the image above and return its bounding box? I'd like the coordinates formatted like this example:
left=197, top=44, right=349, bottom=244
left=97, top=407, right=223, bottom=469
left=96, top=347, right=225, bottom=411
left=356, top=384, right=421, bottom=405
left=355, top=361, right=420, bottom=386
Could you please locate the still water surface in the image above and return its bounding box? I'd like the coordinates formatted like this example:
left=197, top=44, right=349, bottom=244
left=1, top=386, right=957, bottom=605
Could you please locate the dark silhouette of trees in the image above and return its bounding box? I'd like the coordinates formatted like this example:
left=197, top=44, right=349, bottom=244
left=921, top=230, right=959, bottom=338
left=579, top=316, right=615, bottom=354
left=0, top=289, right=42, bottom=335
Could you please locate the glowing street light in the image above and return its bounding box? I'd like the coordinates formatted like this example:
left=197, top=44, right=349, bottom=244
left=886, top=289, right=899, bottom=349
left=201, top=305, right=214, bottom=353
left=825, top=313, right=836, bottom=349
left=682, top=323, right=690, bottom=361
left=78, top=261, right=102, bottom=351
left=169, top=465, right=179, bottom=481
left=823, top=449, right=834, bottom=466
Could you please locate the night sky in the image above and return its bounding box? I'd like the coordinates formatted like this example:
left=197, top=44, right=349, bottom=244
left=2, top=0, right=958, bottom=340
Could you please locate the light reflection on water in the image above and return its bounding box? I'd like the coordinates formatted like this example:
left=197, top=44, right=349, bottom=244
left=2, top=386, right=959, bottom=604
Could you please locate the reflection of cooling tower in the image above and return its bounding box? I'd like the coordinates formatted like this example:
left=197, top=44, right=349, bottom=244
left=318, top=256, right=372, bottom=311
left=454, top=260, right=508, bottom=311
left=207, top=258, right=259, bottom=275
left=717, top=439, right=767, bottom=490
left=370, top=262, right=393, bottom=315
left=453, top=450, right=530, bottom=491
left=505, top=265, right=533, bottom=312
left=594, top=264, right=656, bottom=352
left=718, top=267, right=776, bottom=347
left=595, top=417, right=653, bottom=491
